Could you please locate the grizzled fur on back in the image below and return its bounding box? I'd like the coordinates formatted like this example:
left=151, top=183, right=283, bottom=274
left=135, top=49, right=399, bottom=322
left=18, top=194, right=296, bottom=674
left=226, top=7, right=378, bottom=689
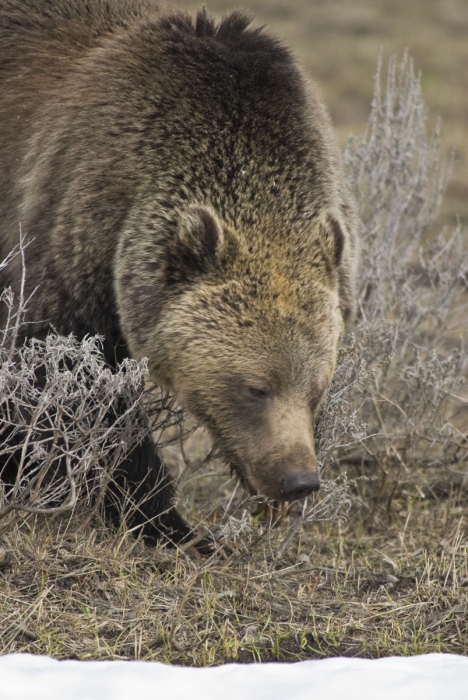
left=0, top=0, right=358, bottom=542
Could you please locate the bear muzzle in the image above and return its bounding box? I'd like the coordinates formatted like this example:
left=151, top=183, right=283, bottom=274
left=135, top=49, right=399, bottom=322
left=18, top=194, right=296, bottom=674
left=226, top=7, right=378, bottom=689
left=250, top=445, right=321, bottom=502
left=278, top=469, right=321, bottom=501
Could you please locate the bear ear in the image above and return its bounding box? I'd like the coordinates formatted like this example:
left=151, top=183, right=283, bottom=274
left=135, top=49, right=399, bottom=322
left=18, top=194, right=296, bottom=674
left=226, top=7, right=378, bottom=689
left=320, top=213, right=345, bottom=268
left=165, top=206, right=227, bottom=285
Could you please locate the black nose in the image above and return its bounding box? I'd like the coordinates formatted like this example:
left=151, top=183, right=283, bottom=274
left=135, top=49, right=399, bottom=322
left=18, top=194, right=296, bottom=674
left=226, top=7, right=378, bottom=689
left=279, top=471, right=321, bottom=500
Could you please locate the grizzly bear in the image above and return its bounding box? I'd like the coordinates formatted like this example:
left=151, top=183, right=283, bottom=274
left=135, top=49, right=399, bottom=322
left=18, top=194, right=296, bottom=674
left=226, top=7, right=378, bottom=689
left=0, top=0, right=358, bottom=546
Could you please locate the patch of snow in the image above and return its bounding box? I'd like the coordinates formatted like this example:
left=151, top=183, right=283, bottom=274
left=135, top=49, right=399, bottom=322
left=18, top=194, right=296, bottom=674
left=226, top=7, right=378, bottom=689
left=1, top=652, right=467, bottom=700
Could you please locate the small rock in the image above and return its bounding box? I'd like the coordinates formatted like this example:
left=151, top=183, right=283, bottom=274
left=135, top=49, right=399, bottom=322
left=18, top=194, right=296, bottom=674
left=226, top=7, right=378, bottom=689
left=14, top=625, right=39, bottom=641
left=243, top=624, right=258, bottom=641
left=216, top=590, right=234, bottom=600
left=257, top=636, right=272, bottom=649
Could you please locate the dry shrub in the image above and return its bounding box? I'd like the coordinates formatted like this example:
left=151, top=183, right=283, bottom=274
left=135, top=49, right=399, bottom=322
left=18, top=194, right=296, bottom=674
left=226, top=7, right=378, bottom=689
left=315, top=54, right=468, bottom=522
left=0, top=243, right=183, bottom=534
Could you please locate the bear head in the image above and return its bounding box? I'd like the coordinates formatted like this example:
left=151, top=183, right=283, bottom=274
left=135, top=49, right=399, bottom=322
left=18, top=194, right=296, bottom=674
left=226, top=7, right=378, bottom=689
left=117, top=204, right=351, bottom=502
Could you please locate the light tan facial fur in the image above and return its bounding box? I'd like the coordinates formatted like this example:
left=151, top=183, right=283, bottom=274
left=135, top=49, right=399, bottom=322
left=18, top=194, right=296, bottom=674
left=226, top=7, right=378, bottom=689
left=122, top=207, right=345, bottom=499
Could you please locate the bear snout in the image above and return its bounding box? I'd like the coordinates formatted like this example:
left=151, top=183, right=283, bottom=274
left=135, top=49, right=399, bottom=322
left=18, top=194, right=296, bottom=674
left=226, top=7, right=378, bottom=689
left=251, top=445, right=321, bottom=501
left=279, top=470, right=321, bottom=501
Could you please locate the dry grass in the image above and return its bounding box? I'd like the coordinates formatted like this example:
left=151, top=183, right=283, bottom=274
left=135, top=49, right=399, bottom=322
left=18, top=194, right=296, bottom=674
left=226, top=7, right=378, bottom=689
left=0, top=485, right=467, bottom=664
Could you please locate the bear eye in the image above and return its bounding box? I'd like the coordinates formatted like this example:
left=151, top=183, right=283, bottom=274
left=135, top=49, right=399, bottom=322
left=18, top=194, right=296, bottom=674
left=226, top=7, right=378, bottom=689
left=248, top=386, right=272, bottom=400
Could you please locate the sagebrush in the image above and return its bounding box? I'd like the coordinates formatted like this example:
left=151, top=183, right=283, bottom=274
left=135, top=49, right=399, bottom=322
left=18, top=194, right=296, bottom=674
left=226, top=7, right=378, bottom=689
left=314, top=53, right=468, bottom=521
left=0, top=244, right=184, bottom=534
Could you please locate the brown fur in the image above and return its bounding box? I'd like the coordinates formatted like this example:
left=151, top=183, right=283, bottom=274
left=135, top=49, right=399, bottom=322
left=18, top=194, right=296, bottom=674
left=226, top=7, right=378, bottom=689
left=0, top=0, right=358, bottom=535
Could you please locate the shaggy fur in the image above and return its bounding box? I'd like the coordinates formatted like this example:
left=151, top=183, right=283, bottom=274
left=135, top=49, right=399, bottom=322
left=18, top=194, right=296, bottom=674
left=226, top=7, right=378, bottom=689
left=0, top=0, right=358, bottom=543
